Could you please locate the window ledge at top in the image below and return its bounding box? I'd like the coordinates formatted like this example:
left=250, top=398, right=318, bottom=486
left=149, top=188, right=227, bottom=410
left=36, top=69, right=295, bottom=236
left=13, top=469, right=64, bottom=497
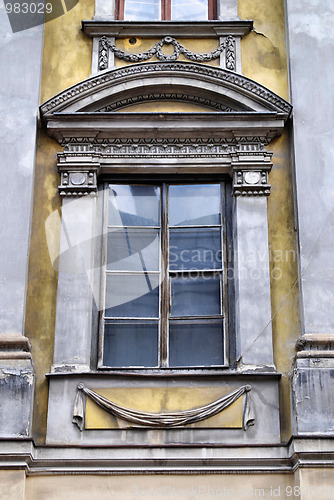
left=82, top=20, right=253, bottom=39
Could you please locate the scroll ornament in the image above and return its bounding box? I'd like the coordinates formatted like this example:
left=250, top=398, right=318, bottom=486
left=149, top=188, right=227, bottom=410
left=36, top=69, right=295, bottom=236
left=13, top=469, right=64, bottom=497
left=73, top=384, right=255, bottom=431
left=99, top=35, right=235, bottom=71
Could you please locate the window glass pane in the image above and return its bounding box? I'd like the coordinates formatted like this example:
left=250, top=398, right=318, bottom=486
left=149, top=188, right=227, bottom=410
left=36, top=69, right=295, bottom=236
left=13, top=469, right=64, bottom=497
left=103, top=321, right=158, bottom=367
left=171, top=0, right=208, bottom=22
left=124, top=0, right=160, bottom=20
left=169, top=320, right=224, bottom=366
left=107, top=228, right=160, bottom=271
left=169, top=184, right=221, bottom=226
left=108, top=185, right=160, bottom=227
left=171, top=276, right=221, bottom=317
left=105, top=273, right=160, bottom=318
left=169, top=228, right=222, bottom=270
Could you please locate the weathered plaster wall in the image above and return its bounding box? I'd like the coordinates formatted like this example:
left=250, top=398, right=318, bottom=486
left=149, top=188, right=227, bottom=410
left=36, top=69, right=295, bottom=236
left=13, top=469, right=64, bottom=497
left=0, top=471, right=25, bottom=500
left=0, top=0, right=43, bottom=439
left=25, top=473, right=295, bottom=500
left=285, top=0, right=334, bottom=335
left=239, top=0, right=300, bottom=440
left=0, top=7, right=43, bottom=338
left=24, top=0, right=94, bottom=443
left=239, top=0, right=289, bottom=99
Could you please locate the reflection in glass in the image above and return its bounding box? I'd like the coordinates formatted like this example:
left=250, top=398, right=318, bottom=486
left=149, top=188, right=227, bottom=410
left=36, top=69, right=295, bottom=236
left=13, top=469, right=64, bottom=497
left=169, top=320, right=224, bottom=366
left=171, top=0, right=208, bottom=20
left=171, top=276, right=221, bottom=317
left=105, top=273, right=159, bottom=318
left=169, top=228, right=222, bottom=270
left=103, top=321, right=158, bottom=367
left=108, top=185, right=160, bottom=227
left=169, top=184, right=221, bottom=226
left=124, top=0, right=160, bottom=21
left=107, top=228, right=160, bottom=271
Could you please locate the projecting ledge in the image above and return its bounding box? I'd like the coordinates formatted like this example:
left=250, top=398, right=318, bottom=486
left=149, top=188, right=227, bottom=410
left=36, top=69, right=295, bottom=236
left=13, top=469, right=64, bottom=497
left=1, top=437, right=334, bottom=473
left=82, top=20, right=254, bottom=38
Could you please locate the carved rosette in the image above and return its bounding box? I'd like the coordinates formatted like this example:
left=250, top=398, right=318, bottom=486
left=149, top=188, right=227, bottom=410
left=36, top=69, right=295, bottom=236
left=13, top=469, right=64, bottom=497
left=58, top=166, right=100, bottom=197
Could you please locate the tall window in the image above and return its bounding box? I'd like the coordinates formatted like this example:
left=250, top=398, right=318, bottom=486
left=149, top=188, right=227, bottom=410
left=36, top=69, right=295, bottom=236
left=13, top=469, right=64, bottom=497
left=99, top=182, right=228, bottom=369
left=116, top=0, right=217, bottom=21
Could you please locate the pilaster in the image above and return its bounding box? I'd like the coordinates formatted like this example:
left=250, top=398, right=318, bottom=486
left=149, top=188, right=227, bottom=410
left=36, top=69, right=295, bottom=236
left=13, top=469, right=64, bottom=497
left=231, top=146, right=274, bottom=370
left=51, top=158, right=101, bottom=374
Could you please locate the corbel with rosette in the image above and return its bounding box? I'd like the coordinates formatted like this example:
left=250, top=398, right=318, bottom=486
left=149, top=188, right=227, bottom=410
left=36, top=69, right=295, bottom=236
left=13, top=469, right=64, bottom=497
left=57, top=152, right=101, bottom=197
left=230, top=147, right=273, bottom=197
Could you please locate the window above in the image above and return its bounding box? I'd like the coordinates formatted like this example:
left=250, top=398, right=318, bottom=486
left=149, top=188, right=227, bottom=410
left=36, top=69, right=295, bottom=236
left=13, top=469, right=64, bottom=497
left=99, top=182, right=228, bottom=369
left=116, top=0, right=217, bottom=21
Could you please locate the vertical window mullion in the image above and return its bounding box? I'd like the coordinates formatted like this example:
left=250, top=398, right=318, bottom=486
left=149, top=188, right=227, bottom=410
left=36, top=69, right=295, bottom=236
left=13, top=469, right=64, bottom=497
left=162, top=0, right=171, bottom=20
left=160, top=183, right=169, bottom=366
left=208, top=0, right=216, bottom=20
left=116, top=0, right=124, bottom=20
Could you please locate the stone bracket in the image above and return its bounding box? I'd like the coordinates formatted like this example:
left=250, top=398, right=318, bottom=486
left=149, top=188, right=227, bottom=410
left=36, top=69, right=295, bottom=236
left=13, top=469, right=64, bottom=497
left=58, top=162, right=101, bottom=197
left=232, top=169, right=271, bottom=197
left=230, top=150, right=273, bottom=196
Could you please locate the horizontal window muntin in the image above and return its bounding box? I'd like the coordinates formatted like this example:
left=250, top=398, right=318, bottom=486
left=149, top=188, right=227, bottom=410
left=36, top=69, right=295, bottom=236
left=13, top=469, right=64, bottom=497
left=99, top=182, right=228, bottom=369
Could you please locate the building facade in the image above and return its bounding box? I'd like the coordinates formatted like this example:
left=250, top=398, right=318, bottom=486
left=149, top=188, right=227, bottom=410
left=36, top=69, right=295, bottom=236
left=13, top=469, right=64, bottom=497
left=1, top=0, right=334, bottom=498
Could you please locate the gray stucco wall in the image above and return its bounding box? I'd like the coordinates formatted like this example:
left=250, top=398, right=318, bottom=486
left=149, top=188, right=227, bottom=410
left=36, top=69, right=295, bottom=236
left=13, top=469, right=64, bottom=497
left=285, top=0, right=334, bottom=335
left=0, top=7, right=44, bottom=337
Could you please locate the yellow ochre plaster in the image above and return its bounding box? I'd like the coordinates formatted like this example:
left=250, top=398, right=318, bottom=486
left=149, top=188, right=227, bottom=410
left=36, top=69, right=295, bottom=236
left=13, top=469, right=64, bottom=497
left=239, top=0, right=301, bottom=441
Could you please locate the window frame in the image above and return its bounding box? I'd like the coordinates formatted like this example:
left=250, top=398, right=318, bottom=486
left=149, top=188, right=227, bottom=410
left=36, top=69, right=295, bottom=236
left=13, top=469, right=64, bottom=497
left=98, top=179, right=231, bottom=371
left=115, top=0, right=217, bottom=21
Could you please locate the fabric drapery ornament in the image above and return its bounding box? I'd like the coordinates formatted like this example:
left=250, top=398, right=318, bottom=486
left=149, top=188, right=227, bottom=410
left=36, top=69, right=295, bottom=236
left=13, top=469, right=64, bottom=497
left=73, top=384, right=255, bottom=431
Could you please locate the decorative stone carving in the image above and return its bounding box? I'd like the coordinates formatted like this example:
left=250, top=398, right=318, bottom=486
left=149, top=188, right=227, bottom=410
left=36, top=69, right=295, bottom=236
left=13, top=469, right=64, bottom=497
left=230, top=145, right=273, bottom=196
left=98, top=35, right=235, bottom=71
left=40, top=62, right=292, bottom=117
left=232, top=169, right=271, bottom=196
left=97, top=93, right=234, bottom=112
left=59, top=138, right=269, bottom=160
left=225, top=35, right=236, bottom=71
left=58, top=166, right=100, bottom=197
left=63, top=137, right=232, bottom=157
left=73, top=384, right=255, bottom=431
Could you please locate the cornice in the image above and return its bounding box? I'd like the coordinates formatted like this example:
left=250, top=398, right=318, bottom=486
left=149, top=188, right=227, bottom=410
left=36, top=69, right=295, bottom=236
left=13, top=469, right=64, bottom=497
left=82, top=20, right=253, bottom=38
left=1, top=437, right=334, bottom=475
left=45, top=111, right=286, bottom=143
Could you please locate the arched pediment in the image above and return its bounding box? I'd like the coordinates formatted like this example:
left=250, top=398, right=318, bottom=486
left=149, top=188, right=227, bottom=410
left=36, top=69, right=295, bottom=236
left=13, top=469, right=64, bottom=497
left=41, top=61, right=291, bottom=117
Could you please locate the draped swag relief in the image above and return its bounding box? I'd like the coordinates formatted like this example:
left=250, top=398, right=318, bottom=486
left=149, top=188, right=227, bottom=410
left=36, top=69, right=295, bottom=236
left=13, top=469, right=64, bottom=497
left=73, top=384, right=255, bottom=431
